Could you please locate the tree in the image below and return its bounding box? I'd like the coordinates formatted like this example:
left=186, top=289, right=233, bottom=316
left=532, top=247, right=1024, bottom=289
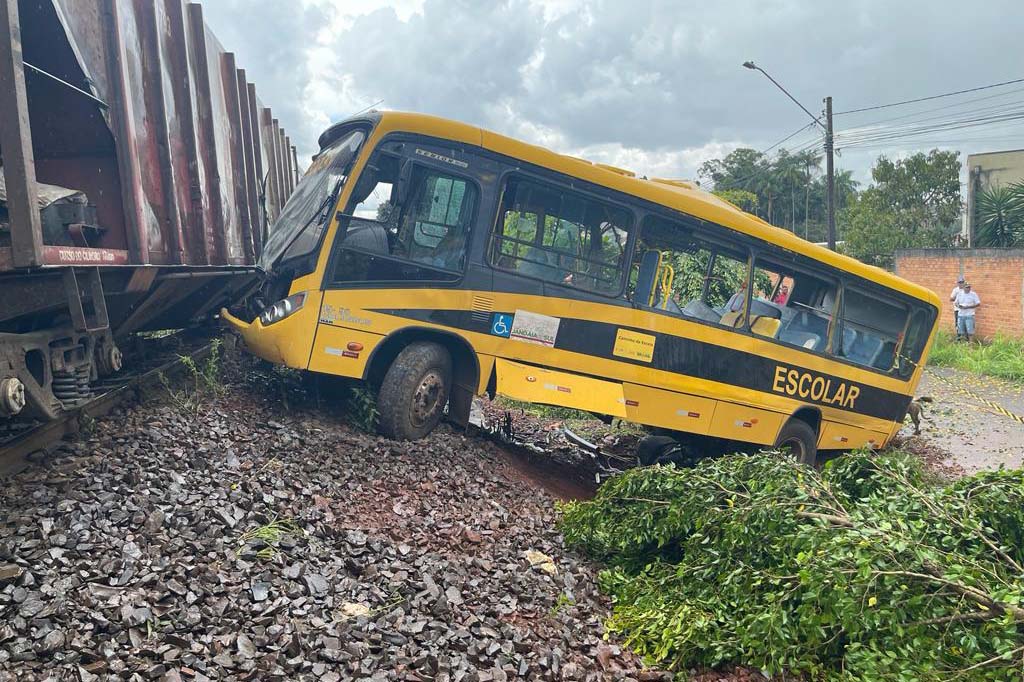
left=698, top=148, right=768, bottom=192
left=712, top=189, right=759, bottom=214
left=698, top=146, right=841, bottom=238
left=797, top=150, right=822, bottom=239
left=833, top=169, right=859, bottom=210
left=841, top=150, right=962, bottom=267
left=975, top=182, right=1024, bottom=247
left=870, top=150, right=961, bottom=237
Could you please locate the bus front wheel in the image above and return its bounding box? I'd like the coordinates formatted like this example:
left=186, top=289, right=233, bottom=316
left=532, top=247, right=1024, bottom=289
left=377, top=342, right=452, bottom=440
left=774, top=419, right=818, bottom=467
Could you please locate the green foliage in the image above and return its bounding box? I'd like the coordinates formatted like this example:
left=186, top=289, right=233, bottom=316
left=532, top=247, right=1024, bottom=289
left=699, top=148, right=855, bottom=240
left=238, top=516, right=302, bottom=561
left=975, top=182, right=1024, bottom=247
left=347, top=384, right=380, bottom=433
left=549, top=592, right=576, bottom=617
left=927, top=332, right=1024, bottom=384
left=495, top=396, right=591, bottom=422
left=560, top=451, right=1024, bottom=679
left=842, top=150, right=963, bottom=267
left=712, top=189, right=759, bottom=213
left=160, top=338, right=226, bottom=415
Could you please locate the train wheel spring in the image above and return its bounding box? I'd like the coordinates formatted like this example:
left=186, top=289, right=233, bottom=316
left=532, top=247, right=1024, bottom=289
left=52, top=366, right=92, bottom=407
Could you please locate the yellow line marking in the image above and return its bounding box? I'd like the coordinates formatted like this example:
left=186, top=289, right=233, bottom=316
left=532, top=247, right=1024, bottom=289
left=925, top=368, right=1024, bottom=425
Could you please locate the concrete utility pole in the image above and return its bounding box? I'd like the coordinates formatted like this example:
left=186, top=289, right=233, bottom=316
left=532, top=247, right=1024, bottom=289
left=743, top=61, right=837, bottom=250
left=824, top=96, right=836, bottom=250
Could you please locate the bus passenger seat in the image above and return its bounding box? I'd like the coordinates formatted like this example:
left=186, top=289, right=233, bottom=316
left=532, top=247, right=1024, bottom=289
left=779, top=329, right=821, bottom=349
left=750, top=316, right=781, bottom=338
left=633, top=250, right=661, bottom=305
left=681, top=299, right=721, bottom=323
left=719, top=310, right=744, bottom=328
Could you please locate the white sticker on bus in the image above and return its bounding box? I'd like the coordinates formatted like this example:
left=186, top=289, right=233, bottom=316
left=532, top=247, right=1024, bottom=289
left=509, top=310, right=560, bottom=347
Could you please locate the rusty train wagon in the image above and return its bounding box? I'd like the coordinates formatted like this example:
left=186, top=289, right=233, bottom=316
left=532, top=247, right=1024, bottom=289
left=0, top=0, right=297, bottom=421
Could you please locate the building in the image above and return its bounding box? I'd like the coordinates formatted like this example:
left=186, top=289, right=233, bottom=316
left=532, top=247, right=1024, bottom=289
left=965, top=149, right=1024, bottom=245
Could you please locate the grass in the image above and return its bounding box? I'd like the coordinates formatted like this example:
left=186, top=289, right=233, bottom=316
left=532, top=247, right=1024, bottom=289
left=493, top=396, right=647, bottom=442
left=927, top=332, right=1024, bottom=384
left=237, top=517, right=302, bottom=561
left=495, top=396, right=593, bottom=422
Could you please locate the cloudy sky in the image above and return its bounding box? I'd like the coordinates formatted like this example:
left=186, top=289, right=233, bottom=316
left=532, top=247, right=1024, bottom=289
left=203, top=0, right=1023, bottom=186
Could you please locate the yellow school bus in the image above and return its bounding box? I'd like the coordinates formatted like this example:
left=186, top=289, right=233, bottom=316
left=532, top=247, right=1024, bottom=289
left=222, top=111, right=941, bottom=464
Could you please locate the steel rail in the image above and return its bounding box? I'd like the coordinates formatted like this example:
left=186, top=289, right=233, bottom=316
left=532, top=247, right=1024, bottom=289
left=0, top=340, right=216, bottom=478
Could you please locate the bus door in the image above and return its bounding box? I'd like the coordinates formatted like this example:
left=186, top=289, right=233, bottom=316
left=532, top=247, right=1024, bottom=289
left=309, top=139, right=499, bottom=378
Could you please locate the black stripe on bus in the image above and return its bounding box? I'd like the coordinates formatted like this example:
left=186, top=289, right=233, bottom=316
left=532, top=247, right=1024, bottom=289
left=366, top=308, right=912, bottom=423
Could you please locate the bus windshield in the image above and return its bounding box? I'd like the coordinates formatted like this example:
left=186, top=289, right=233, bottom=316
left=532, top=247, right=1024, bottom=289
left=259, top=129, right=367, bottom=270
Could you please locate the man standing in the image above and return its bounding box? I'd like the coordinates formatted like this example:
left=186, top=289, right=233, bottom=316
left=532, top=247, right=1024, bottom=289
left=955, top=282, right=981, bottom=343
left=949, top=275, right=965, bottom=339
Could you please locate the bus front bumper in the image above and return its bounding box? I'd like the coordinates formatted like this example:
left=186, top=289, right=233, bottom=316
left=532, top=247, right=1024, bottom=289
left=220, top=308, right=288, bottom=365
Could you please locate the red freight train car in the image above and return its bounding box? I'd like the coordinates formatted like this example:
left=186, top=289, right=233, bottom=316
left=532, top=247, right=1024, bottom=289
left=0, top=0, right=297, bottom=420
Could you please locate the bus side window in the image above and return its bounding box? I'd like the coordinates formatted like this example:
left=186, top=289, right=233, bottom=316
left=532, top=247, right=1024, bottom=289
left=835, top=287, right=908, bottom=372
left=897, top=306, right=935, bottom=378
left=628, top=214, right=750, bottom=329
left=489, top=177, right=632, bottom=295
left=751, top=259, right=836, bottom=351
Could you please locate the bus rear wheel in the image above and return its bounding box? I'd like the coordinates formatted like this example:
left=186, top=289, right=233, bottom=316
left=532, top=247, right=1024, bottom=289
left=774, top=419, right=818, bottom=467
left=377, top=342, right=452, bottom=441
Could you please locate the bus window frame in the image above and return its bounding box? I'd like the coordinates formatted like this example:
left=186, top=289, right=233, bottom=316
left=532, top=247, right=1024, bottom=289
left=487, top=168, right=639, bottom=299
left=748, top=251, right=843, bottom=349
left=629, top=209, right=757, bottom=329
left=322, top=139, right=487, bottom=291
left=833, top=277, right=924, bottom=378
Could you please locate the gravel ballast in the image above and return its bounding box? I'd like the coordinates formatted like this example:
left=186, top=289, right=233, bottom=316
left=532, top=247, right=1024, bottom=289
left=0, top=355, right=674, bottom=681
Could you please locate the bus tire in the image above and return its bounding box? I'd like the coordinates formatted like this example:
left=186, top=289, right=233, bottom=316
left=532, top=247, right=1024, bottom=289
left=774, top=419, right=818, bottom=466
left=377, top=342, right=452, bottom=441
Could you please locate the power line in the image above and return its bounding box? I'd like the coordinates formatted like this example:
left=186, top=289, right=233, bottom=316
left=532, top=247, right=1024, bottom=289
left=834, top=76, right=1024, bottom=115
left=839, top=86, right=1024, bottom=129
left=835, top=108, right=1024, bottom=149
left=761, top=122, right=818, bottom=154
left=836, top=98, right=1024, bottom=141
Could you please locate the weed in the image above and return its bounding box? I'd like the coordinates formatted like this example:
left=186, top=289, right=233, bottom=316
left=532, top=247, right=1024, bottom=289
left=237, top=516, right=301, bottom=561
left=548, top=592, right=576, bottom=617
left=928, top=332, right=1024, bottom=384
left=159, top=338, right=227, bottom=415
left=496, top=396, right=590, bottom=422
left=347, top=385, right=379, bottom=433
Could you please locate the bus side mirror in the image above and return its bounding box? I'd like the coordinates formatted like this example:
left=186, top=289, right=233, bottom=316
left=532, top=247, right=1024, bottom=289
left=395, top=158, right=414, bottom=206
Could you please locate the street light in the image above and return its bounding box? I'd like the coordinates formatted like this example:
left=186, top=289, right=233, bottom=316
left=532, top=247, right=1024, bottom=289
left=743, top=61, right=836, bottom=251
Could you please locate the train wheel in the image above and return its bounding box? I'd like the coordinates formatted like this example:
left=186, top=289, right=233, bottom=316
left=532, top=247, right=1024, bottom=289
left=774, top=419, right=818, bottom=467
left=377, top=342, right=452, bottom=441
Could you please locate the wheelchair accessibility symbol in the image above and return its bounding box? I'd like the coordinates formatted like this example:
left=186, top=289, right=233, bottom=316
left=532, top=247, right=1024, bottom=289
left=490, top=313, right=512, bottom=338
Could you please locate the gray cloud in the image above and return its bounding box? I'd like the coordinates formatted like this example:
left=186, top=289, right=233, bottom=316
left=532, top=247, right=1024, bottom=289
left=201, top=1, right=329, bottom=157
left=203, top=0, right=1024, bottom=181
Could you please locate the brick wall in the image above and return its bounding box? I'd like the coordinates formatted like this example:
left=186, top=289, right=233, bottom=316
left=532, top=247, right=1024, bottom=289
left=894, top=249, right=1024, bottom=339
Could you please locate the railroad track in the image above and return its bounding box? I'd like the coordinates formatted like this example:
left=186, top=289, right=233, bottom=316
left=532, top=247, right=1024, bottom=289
left=0, top=335, right=217, bottom=478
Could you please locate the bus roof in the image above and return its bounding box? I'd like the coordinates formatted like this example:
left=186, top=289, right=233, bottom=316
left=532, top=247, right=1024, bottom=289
left=362, top=110, right=940, bottom=308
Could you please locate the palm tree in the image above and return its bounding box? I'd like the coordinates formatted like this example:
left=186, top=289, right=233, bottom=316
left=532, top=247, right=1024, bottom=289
left=976, top=183, right=1024, bottom=247
left=833, top=170, right=859, bottom=209
left=773, top=151, right=804, bottom=233
left=797, top=150, right=822, bottom=239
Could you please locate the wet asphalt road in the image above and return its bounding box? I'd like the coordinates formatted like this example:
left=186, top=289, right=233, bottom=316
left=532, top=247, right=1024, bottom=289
left=900, top=367, right=1024, bottom=473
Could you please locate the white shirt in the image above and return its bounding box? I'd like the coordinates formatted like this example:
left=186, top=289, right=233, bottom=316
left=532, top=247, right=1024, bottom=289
left=955, top=290, right=980, bottom=317
left=950, top=285, right=962, bottom=301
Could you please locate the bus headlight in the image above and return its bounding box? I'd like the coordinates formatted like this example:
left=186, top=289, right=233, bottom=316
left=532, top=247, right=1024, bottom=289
left=259, top=292, right=307, bottom=326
